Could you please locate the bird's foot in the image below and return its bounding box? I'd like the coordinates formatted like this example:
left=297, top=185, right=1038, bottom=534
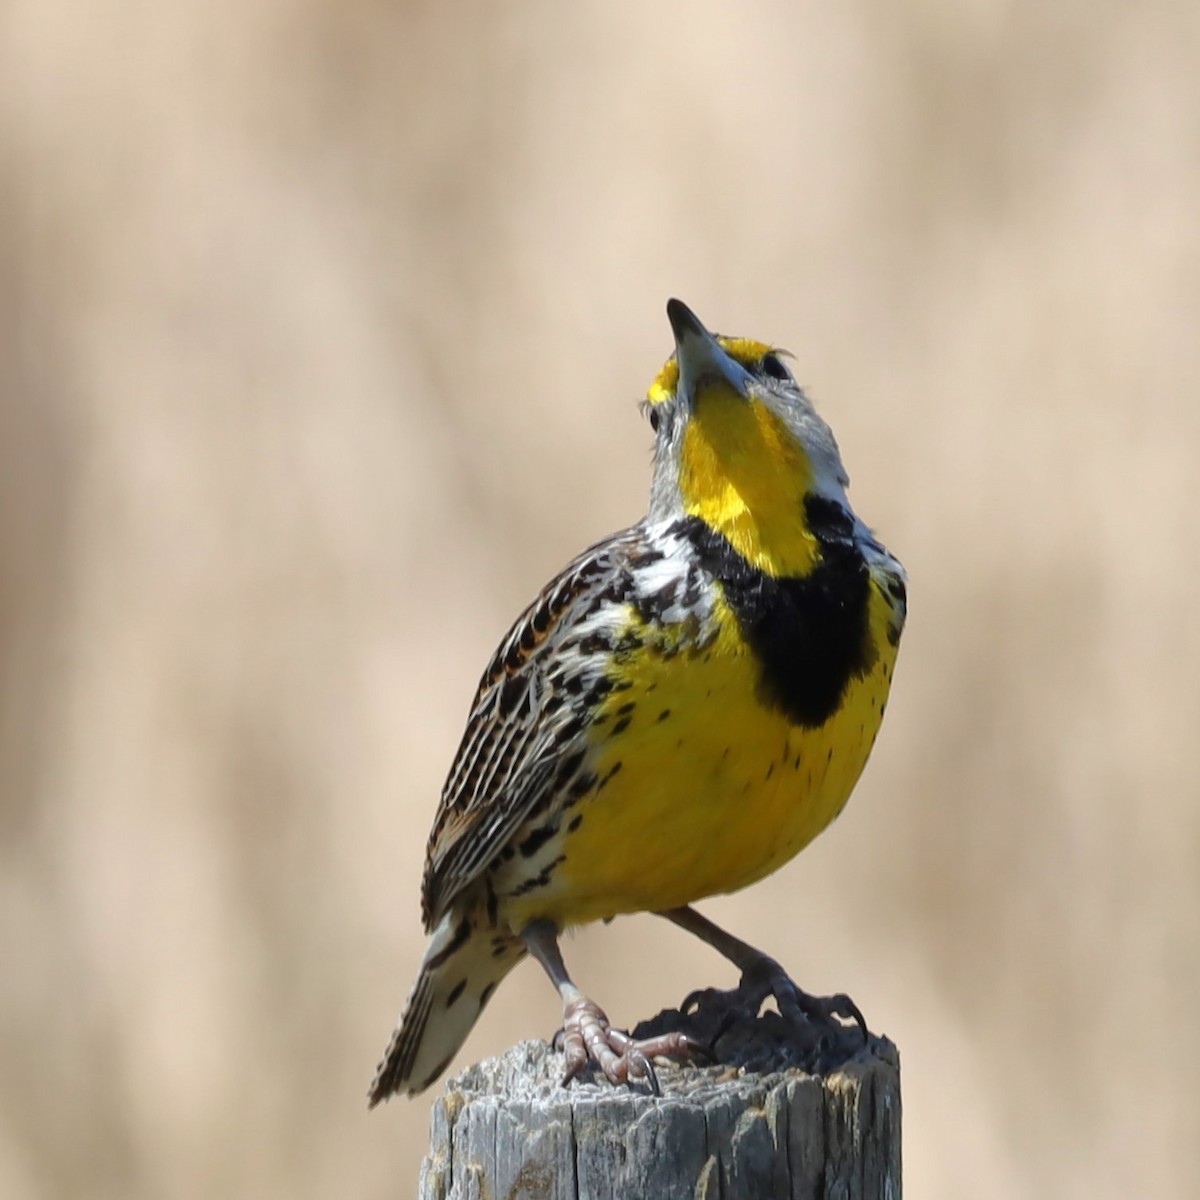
left=554, top=995, right=705, bottom=1094
left=683, top=955, right=867, bottom=1046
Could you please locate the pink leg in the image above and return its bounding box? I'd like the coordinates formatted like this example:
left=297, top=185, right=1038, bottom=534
left=522, top=920, right=701, bottom=1093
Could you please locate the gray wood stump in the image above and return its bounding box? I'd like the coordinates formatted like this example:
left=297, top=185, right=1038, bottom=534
left=418, top=1024, right=900, bottom=1200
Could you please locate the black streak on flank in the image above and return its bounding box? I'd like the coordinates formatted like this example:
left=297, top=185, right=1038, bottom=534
left=518, top=824, right=557, bottom=860
left=568, top=772, right=597, bottom=800
left=510, top=854, right=566, bottom=897
left=445, top=979, right=466, bottom=1009
left=597, top=761, right=623, bottom=789
left=673, top=497, right=876, bottom=729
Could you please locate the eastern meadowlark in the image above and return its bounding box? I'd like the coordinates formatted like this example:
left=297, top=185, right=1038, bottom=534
left=369, top=299, right=906, bottom=1104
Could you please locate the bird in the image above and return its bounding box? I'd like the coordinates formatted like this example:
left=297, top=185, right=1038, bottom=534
left=368, top=298, right=906, bottom=1105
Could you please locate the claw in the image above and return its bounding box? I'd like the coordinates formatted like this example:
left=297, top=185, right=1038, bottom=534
left=558, top=995, right=699, bottom=1092
left=771, top=979, right=868, bottom=1042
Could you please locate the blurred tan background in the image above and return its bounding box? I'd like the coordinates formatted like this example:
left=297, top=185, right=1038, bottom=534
left=3, top=1, right=1198, bottom=1196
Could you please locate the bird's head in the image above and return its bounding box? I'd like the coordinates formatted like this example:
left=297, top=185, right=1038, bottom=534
left=644, top=299, right=851, bottom=577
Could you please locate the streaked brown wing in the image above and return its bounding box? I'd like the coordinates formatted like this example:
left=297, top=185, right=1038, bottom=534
left=419, top=528, right=643, bottom=928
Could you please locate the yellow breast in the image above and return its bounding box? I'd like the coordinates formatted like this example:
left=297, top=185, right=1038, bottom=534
left=515, top=580, right=900, bottom=930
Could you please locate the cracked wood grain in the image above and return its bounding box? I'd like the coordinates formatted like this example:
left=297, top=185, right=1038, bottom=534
left=417, top=1035, right=900, bottom=1200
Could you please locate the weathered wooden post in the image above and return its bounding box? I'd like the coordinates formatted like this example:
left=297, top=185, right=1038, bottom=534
left=417, top=1004, right=900, bottom=1200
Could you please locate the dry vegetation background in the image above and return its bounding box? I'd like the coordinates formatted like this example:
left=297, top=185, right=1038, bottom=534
left=2, top=1, right=1198, bottom=1197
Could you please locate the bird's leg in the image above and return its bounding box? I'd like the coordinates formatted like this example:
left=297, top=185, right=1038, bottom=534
left=521, top=919, right=699, bottom=1093
left=659, top=905, right=867, bottom=1039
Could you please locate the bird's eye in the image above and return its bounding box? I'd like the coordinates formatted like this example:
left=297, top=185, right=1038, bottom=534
left=761, top=353, right=793, bottom=384
left=649, top=407, right=661, bottom=432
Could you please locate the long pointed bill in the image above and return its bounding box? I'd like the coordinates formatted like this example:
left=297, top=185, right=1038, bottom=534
left=666, top=298, right=753, bottom=405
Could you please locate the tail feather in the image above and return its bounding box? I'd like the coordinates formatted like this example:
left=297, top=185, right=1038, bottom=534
left=368, top=910, right=524, bottom=1106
